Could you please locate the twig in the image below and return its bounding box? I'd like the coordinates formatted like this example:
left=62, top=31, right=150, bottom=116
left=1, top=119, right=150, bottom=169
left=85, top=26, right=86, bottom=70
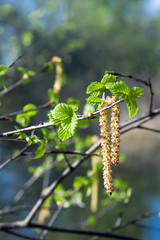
left=148, top=77, right=154, bottom=113
left=134, top=222, right=160, bottom=232
left=0, top=205, right=31, bottom=217
left=0, top=61, right=52, bottom=96
left=112, top=210, right=160, bottom=232
left=0, top=122, right=53, bottom=137
left=13, top=159, right=59, bottom=203
left=112, top=72, right=150, bottom=87
left=137, top=126, right=160, bottom=133
left=40, top=206, right=63, bottom=240
left=29, top=223, right=142, bottom=240
left=0, top=101, right=53, bottom=121
left=22, top=150, right=99, bottom=157
left=3, top=229, right=39, bottom=240
left=0, top=143, right=29, bottom=170
left=8, top=54, right=23, bottom=68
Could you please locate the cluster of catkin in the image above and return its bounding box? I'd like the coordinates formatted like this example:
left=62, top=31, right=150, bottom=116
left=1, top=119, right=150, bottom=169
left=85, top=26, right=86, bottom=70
left=99, top=96, right=120, bottom=195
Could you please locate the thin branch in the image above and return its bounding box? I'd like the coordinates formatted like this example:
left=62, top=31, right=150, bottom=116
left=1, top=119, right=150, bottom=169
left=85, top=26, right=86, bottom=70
left=0, top=101, right=53, bottom=121
left=112, top=72, right=150, bottom=87
left=0, top=61, right=52, bottom=96
left=137, top=126, right=160, bottom=133
left=8, top=54, right=23, bottom=68
left=0, top=78, right=26, bottom=96
left=40, top=206, right=63, bottom=240
left=0, top=143, right=29, bottom=170
left=22, top=150, right=99, bottom=157
left=0, top=205, right=31, bottom=217
left=63, top=153, right=73, bottom=169
left=112, top=210, right=160, bottom=232
left=13, top=159, right=59, bottom=203
left=3, top=229, right=40, bottom=240
left=148, top=77, right=154, bottom=113
left=0, top=122, right=53, bottom=137
left=134, top=222, right=160, bottom=232
left=29, top=223, right=142, bottom=240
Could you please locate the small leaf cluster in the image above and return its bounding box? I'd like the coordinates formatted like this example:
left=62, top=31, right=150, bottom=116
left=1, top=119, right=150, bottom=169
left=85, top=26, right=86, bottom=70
left=18, top=67, right=35, bottom=83
left=86, top=73, right=143, bottom=118
left=35, top=129, right=49, bottom=159
left=48, top=103, right=78, bottom=141
left=16, top=103, right=38, bottom=127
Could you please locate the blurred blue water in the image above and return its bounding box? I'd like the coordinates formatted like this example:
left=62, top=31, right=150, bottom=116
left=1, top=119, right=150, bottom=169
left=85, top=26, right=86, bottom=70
left=144, top=199, right=160, bottom=240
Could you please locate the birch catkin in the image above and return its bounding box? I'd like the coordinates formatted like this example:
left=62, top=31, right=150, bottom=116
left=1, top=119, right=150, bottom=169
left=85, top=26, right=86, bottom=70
left=110, top=96, right=120, bottom=166
left=99, top=96, right=120, bottom=195
left=99, top=98, right=114, bottom=195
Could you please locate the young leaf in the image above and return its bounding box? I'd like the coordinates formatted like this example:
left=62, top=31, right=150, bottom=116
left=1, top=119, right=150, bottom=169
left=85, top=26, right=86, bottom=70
left=18, top=67, right=35, bottom=77
left=23, top=104, right=38, bottom=117
left=110, top=81, right=130, bottom=100
left=51, top=103, right=74, bottom=119
left=48, top=103, right=78, bottom=141
left=48, top=88, right=59, bottom=104
left=86, top=96, right=104, bottom=106
left=26, top=135, right=39, bottom=146
left=35, top=136, right=48, bottom=159
left=58, top=128, right=73, bottom=141
left=86, top=82, right=105, bottom=96
left=129, top=87, right=143, bottom=99
left=18, top=67, right=35, bottom=83
left=0, top=65, right=8, bottom=76
left=101, top=74, right=116, bottom=89
left=67, top=97, right=80, bottom=108
left=125, top=97, right=138, bottom=118
left=0, top=77, right=6, bottom=90
left=16, top=104, right=38, bottom=127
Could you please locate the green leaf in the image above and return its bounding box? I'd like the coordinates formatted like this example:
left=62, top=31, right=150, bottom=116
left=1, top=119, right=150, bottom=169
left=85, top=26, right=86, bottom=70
left=26, top=135, right=39, bottom=146
left=61, top=113, right=77, bottom=133
left=0, top=77, right=6, bottom=90
left=48, top=114, right=62, bottom=126
left=35, top=136, right=48, bottom=159
left=18, top=67, right=35, bottom=83
left=67, top=97, right=80, bottom=108
left=0, top=65, right=8, bottom=76
left=23, top=104, right=37, bottom=117
left=129, top=87, right=143, bottom=99
left=101, top=74, right=116, bottom=89
left=16, top=104, right=38, bottom=127
left=48, top=89, right=59, bottom=104
left=73, top=176, right=87, bottom=189
left=18, top=67, right=35, bottom=76
left=48, top=104, right=78, bottom=141
left=58, top=128, right=73, bottom=141
left=86, top=82, right=105, bottom=96
left=51, top=103, right=74, bottom=119
left=87, top=215, right=96, bottom=226
left=110, top=81, right=130, bottom=100
left=86, top=96, right=104, bottom=106
left=126, top=97, right=138, bottom=118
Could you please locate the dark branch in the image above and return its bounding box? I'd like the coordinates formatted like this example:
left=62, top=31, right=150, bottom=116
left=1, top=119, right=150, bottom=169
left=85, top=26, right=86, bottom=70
left=29, top=223, right=142, bottom=240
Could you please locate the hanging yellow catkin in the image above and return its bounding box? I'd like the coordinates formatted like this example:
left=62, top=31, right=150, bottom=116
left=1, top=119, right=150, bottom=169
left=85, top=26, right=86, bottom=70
left=52, top=56, right=63, bottom=93
left=110, top=96, right=120, bottom=166
left=99, top=97, right=114, bottom=195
